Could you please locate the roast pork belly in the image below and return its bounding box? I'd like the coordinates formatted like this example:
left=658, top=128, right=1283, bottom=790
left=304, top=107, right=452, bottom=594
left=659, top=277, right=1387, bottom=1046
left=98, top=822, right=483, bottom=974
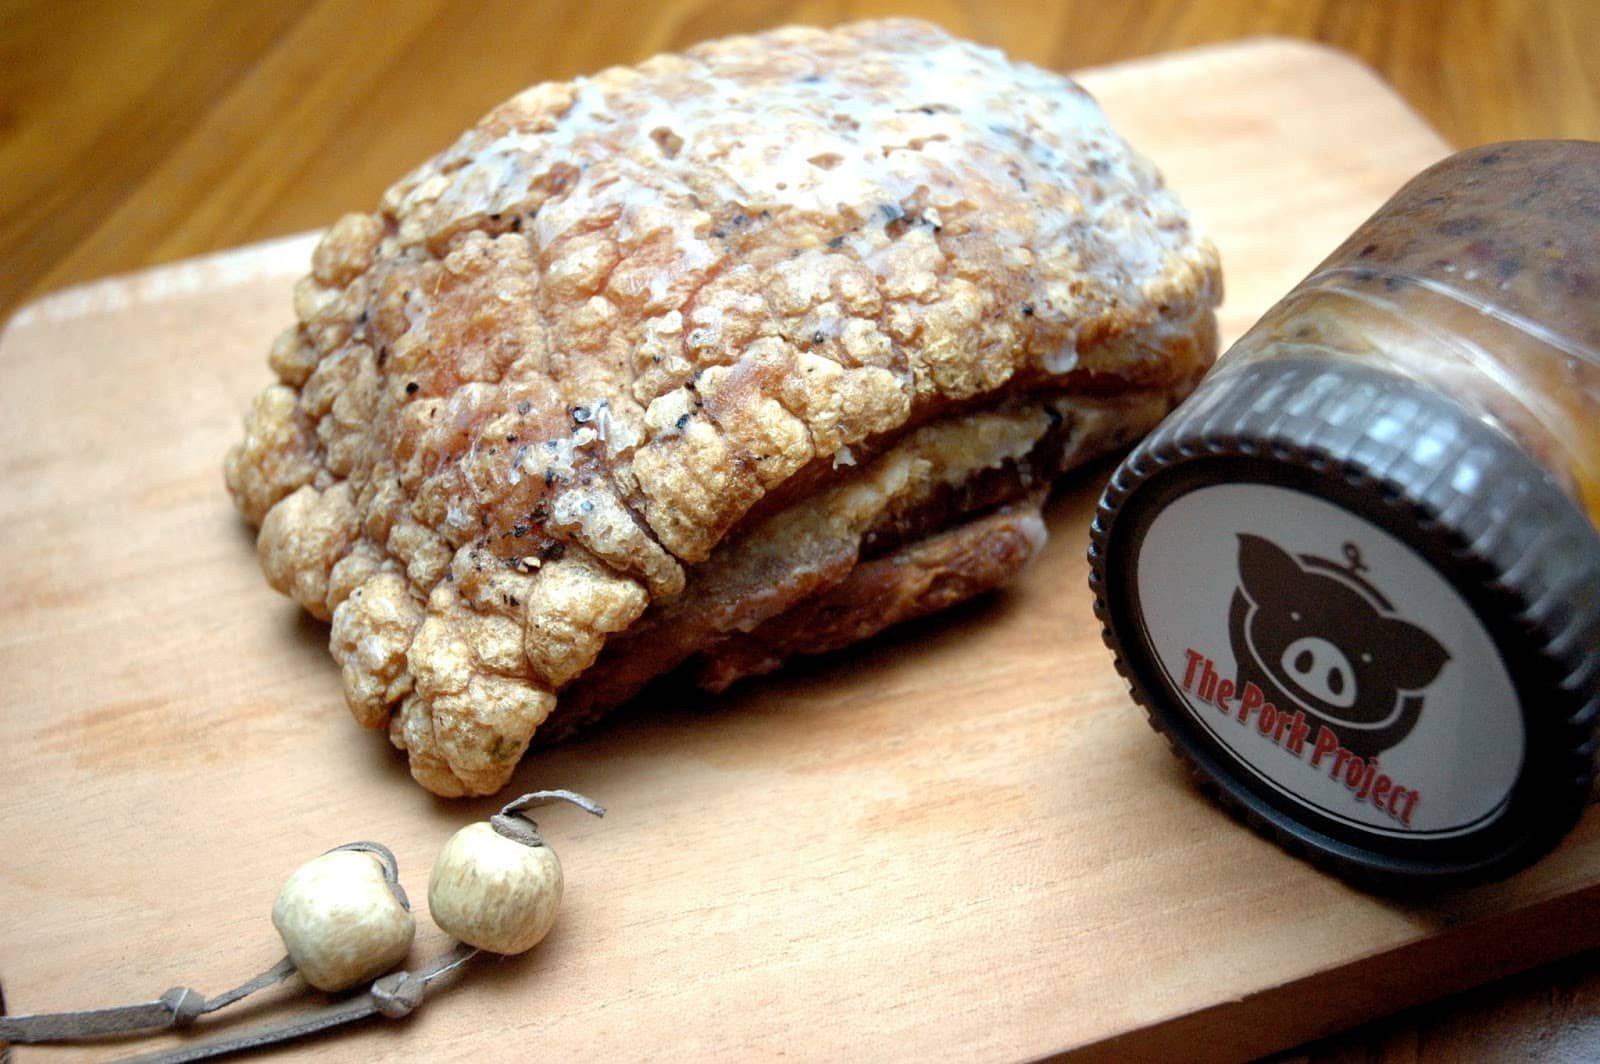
left=224, top=19, right=1222, bottom=795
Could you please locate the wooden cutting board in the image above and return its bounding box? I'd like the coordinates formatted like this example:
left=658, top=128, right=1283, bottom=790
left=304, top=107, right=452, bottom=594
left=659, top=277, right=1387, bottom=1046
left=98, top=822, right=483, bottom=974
left=3, top=39, right=1597, bottom=1063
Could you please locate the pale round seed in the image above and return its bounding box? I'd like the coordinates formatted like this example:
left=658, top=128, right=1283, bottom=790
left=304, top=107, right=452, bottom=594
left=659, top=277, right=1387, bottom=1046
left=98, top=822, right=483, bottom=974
left=428, top=821, right=562, bottom=954
left=272, top=849, right=415, bottom=991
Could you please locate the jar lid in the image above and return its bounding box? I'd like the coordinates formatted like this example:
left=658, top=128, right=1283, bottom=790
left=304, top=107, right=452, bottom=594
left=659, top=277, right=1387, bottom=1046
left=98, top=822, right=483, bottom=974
left=1088, top=356, right=1600, bottom=887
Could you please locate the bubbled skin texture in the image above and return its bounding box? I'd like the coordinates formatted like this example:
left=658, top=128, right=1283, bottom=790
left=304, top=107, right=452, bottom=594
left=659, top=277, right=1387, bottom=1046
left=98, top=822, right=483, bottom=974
left=224, top=20, right=1221, bottom=796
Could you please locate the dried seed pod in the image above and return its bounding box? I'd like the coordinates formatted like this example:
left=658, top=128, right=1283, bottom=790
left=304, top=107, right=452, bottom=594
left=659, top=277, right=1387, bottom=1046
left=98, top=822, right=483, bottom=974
left=272, top=843, right=415, bottom=991
left=427, top=789, right=603, bottom=955
left=428, top=821, right=562, bottom=954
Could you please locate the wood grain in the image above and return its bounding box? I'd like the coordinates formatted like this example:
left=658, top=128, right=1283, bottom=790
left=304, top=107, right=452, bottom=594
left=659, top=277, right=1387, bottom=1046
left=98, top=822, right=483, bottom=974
left=3, top=0, right=1598, bottom=323
left=1, top=4, right=1598, bottom=1061
left=2, top=38, right=1598, bottom=1064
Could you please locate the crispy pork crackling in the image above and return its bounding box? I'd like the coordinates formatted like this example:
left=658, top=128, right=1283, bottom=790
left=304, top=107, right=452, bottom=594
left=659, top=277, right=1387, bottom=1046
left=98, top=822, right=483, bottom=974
left=224, top=19, right=1222, bottom=796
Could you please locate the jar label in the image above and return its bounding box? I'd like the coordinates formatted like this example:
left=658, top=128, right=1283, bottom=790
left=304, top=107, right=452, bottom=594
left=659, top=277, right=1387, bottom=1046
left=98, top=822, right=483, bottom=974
left=1134, top=484, right=1523, bottom=838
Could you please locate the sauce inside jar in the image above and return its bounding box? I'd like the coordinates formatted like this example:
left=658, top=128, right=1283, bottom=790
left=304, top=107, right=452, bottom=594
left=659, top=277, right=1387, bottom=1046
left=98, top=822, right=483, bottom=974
left=1220, top=141, right=1600, bottom=523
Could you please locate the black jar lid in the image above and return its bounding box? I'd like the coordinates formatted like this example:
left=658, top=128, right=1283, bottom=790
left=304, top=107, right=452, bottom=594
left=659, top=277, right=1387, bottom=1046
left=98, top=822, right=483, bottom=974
left=1088, top=356, right=1600, bottom=888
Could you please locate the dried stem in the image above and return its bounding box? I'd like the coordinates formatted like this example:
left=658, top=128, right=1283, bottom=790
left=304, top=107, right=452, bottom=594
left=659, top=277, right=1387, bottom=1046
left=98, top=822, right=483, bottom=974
left=491, top=789, right=606, bottom=847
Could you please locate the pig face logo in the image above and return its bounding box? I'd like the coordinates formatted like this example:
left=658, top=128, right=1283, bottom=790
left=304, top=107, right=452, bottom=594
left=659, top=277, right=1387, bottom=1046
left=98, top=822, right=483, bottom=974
left=1227, top=534, right=1450, bottom=760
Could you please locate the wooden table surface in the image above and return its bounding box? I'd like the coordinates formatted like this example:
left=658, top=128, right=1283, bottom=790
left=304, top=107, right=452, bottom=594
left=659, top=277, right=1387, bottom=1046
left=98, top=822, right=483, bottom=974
left=2, top=2, right=1596, bottom=1061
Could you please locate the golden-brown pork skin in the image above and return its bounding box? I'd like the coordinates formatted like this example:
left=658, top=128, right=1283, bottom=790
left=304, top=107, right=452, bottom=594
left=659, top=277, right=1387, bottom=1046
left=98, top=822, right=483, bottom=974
left=225, top=19, right=1221, bottom=795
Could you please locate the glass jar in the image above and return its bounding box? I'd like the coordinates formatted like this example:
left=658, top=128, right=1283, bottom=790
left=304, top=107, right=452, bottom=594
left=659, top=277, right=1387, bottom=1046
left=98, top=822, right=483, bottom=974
left=1090, top=141, right=1600, bottom=886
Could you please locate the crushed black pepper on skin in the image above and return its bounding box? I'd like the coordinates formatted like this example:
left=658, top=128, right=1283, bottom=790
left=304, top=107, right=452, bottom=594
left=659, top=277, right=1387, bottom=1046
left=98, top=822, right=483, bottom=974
left=405, top=381, right=420, bottom=395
